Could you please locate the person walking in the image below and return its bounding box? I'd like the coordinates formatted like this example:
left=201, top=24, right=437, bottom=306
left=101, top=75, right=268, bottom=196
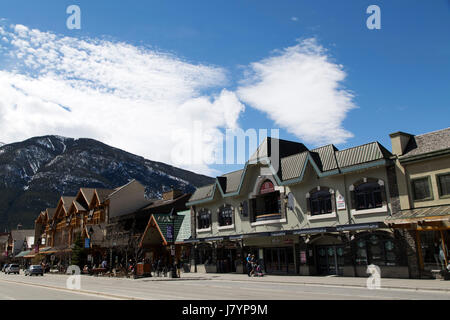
left=246, top=254, right=252, bottom=277
left=250, top=254, right=256, bottom=277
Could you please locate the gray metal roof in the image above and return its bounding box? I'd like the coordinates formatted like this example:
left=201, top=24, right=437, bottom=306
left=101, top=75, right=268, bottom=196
left=310, top=144, right=339, bottom=172
left=280, top=151, right=308, bottom=181
left=386, top=204, right=450, bottom=223
left=400, top=127, right=450, bottom=159
left=188, top=138, right=392, bottom=203
left=189, top=184, right=215, bottom=202
left=335, top=142, right=391, bottom=168
left=219, top=169, right=244, bottom=193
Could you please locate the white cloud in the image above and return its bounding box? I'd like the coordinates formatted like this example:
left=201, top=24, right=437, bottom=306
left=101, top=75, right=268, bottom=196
left=0, top=23, right=356, bottom=175
left=237, top=38, right=356, bottom=145
left=0, top=24, right=244, bottom=175
left=291, top=17, right=299, bottom=22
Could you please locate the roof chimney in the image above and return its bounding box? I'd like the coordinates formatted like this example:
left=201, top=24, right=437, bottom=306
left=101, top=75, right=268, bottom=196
left=162, top=186, right=183, bottom=201
left=389, top=131, right=413, bottom=156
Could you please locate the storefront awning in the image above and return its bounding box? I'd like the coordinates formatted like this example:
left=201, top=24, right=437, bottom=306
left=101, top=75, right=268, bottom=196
left=293, top=227, right=337, bottom=235
left=336, top=222, right=387, bottom=232
left=15, top=250, right=31, bottom=258
left=386, top=205, right=450, bottom=226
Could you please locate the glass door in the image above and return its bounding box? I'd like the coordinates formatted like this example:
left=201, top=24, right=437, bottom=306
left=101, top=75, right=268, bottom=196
left=316, top=245, right=345, bottom=275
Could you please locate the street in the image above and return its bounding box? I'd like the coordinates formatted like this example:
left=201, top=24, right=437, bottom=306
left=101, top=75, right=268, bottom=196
left=0, top=272, right=449, bottom=300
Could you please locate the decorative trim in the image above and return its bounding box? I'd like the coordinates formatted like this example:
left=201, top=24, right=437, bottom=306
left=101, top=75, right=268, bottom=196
left=250, top=218, right=287, bottom=227
left=217, top=224, right=235, bottom=231
left=351, top=205, right=388, bottom=216
left=196, top=227, right=212, bottom=233
left=307, top=212, right=337, bottom=220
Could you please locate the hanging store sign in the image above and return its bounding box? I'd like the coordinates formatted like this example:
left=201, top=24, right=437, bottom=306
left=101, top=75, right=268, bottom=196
left=84, top=238, right=90, bottom=248
left=167, top=225, right=174, bottom=241
left=260, top=180, right=275, bottom=194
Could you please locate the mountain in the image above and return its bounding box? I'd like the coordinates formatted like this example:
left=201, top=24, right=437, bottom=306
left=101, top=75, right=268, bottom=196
left=0, top=135, right=214, bottom=230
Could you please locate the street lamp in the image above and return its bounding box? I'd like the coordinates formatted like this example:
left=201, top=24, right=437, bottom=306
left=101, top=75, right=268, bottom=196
left=168, top=208, right=178, bottom=278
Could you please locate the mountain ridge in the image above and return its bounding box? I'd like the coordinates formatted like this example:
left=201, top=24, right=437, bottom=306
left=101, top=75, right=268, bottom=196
left=0, top=135, right=213, bottom=230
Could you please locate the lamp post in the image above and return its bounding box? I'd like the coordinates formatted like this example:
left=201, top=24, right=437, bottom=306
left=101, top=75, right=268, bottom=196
left=168, top=208, right=178, bottom=278
left=88, top=227, right=94, bottom=267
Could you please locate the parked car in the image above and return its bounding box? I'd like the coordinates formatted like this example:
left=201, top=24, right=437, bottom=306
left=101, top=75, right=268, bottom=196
left=25, top=265, right=44, bottom=276
left=2, top=264, right=10, bottom=273
left=5, top=264, right=20, bottom=274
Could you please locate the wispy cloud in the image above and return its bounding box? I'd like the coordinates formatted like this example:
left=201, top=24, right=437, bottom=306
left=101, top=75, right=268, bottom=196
left=0, top=24, right=244, bottom=175
left=291, top=17, right=299, bottom=22
left=0, top=23, right=356, bottom=175
left=237, top=38, right=356, bottom=145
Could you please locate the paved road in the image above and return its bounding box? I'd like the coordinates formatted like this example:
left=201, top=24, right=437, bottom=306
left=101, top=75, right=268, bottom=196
left=0, top=275, right=109, bottom=300
left=0, top=272, right=449, bottom=300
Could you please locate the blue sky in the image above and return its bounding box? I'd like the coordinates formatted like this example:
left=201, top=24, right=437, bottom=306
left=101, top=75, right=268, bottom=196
left=0, top=1, right=449, bottom=176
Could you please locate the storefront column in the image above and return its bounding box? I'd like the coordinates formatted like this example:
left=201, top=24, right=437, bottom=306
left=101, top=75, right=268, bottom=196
left=440, top=230, right=448, bottom=267
left=415, top=230, right=424, bottom=273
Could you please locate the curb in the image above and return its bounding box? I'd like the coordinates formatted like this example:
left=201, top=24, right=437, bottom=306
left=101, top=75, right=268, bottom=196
left=203, top=277, right=450, bottom=293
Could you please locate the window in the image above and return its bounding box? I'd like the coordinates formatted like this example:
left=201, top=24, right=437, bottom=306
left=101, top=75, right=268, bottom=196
left=412, top=177, right=432, bottom=201
left=355, top=182, right=382, bottom=210
left=310, top=190, right=333, bottom=215
left=197, top=209, right=211, bottom=230
left=438, top=173, right=450, bottom=198
left=218, top=205, right=233, bottom=226
left=354, top=233, right=400, bottom=266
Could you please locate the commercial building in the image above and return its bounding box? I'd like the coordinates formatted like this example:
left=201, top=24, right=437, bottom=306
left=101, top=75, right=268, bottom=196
left=386, top=127, right=450, bottom=278
left=187, top=137, right=410, bottom=278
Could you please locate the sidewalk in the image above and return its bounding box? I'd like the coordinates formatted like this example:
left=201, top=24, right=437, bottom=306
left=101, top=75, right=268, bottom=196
left=140, top=272, right=450, bottom=292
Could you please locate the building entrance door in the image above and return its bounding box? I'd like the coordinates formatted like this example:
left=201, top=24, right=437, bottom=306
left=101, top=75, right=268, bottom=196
left=316, top=245, right=344, bottom=275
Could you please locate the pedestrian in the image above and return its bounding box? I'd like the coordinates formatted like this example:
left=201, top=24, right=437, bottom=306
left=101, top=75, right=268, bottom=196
left=246, top=254, right=252, bottom=277
left=250, top=255, right=256, bottom=277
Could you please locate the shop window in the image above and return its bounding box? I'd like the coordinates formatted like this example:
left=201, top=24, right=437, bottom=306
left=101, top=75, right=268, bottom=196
left=412, top=177, right=433, bottom=201
left=353, top=233, right=399, bottom=266
left=308, top=188, right=333, bottom=216
left=438, top=173, right=450, bottom=198
left=250, top=191, right=282, bottom=222
left=197, top=208, right=211, bottom=230
left=354, top=182, right=383, bottom=210
left=218, top=205, right=234, bottom=226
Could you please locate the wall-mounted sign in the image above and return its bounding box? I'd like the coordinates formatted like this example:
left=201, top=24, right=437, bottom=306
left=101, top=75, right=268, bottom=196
left=167, top=225, right=174, bottom=241
left=260, top=180, right=275, bottom=194
left=84, top=238, right=90, bottom=248
left=300, top=251, right=307, bottom=264
left=336, top=194, right=346, bottom=210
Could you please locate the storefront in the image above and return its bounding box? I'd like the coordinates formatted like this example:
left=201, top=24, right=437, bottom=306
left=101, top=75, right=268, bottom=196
left=386, top=204, right=450, bottom=278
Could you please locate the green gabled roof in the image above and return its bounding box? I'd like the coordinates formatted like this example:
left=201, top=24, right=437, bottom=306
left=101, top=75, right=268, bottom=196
left=152, top=210, right=191, bottom=243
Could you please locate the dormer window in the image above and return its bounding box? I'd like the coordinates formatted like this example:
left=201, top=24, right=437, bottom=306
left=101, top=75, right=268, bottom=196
left=197, top=208, right=211, bottom=230
left=355, top=182, right=382, bottom=210
left=218, top=205, right=233, bottom=226
left=349, top=178, right=386, bottom=213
